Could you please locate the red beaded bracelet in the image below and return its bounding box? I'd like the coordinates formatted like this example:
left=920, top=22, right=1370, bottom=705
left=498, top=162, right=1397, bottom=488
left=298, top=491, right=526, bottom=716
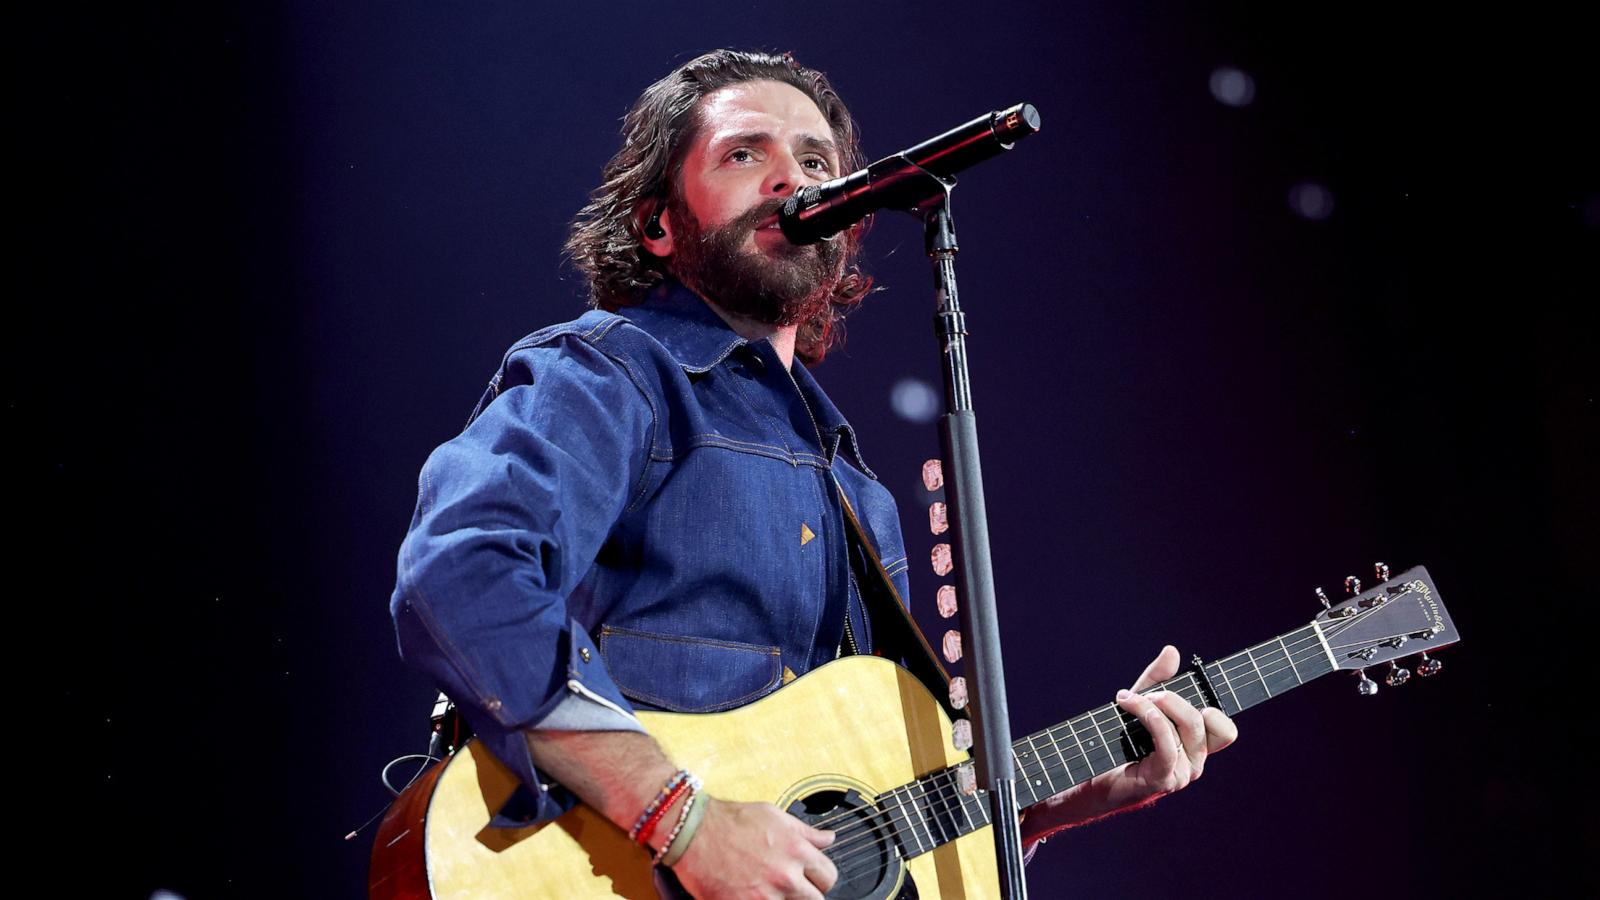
left=628, top=769, right=691, bottom=844
left=636, top=775, right=697, bottom=849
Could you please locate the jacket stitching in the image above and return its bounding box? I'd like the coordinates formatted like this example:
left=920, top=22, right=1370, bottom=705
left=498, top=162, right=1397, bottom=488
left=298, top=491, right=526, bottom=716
left=721, top=362, right=800, bottom=458
left=574, top=320, right=663, bottom=516
left=685, top=433, right=830, bottom=466
left=597, top=626, right=782, bottom=712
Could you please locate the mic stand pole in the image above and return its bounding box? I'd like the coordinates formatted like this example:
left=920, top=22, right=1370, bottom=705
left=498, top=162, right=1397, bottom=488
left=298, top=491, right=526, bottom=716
left=902, top=170, right=1029, bottom=899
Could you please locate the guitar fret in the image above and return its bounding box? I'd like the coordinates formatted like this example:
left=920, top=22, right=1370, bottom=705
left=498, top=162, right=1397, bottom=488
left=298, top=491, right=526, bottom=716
left=914, top=778, right=952, bottom=845
left=1180, top=674, right=1207, bottom=709
left=1278, top=635, right=1303, bottom=683
left=963, top=788, right=991, bottom=834
left=1261, top=640, right=1301, bottom=696
left=1017, top=734, right=1045, bottom=801
left=952, top=777, right=979, bottom=834
left=1210, top=660, right=1242, bottom=715
left=1041, top=722, right=1081, bottom=786
left=886, top=788, right=930, bottom=855
left=1067, top=716, right=1097, bottom=777
left=1245, top=646, right=1272, bottom=698
left=1050, top=719, right=1081, bottom=779
left=1044, top=727, right=1077, bottom=789
left=1088, top=708, right=1115, bottom=772
left=1032, top=733, right=1058, bottom=795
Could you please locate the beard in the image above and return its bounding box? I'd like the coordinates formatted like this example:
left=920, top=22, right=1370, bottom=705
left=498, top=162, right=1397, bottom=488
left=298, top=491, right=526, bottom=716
left=666, top=196, right=844, bottom=326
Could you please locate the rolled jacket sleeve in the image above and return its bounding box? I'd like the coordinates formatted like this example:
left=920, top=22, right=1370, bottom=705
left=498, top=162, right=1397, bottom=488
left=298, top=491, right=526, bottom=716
left=390, top=324, right=654, bottom=823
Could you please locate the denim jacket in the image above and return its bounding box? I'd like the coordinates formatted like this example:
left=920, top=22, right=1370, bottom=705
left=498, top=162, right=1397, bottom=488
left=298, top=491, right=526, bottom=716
left=390, top=279, right=911, bottom=823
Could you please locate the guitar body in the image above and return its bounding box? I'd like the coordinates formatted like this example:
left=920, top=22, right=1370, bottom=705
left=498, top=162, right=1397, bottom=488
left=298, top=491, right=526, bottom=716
left=371, top=655, right=998, bottom=899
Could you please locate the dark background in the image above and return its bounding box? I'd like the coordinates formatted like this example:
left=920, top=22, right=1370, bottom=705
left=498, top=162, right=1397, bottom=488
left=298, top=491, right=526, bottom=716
left=21, top=2, right=1594, bottom=897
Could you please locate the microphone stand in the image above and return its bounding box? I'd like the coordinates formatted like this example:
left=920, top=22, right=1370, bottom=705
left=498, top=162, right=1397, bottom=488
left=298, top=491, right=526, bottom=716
left=892, top=166, right=1029, bottom=899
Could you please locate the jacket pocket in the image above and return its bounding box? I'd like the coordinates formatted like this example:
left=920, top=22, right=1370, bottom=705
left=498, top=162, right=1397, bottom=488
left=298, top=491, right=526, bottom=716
left=597, top=625, right=782, bottom=713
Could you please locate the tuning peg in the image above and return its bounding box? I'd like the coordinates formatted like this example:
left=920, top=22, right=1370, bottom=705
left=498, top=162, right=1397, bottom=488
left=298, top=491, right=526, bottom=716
left=1374, top=562, right=1391, bottom=582
left=1344, top=575, right=1362, bottom=596
left=1317, top=586, right=1356, bottom=617
left=921, top=459, right=944, bottom=492
left=1416, top=652, right=1443, bottom=677
left=1355, top=668, right=1380, bottom=696
left=929, top=501, right=948, bottom=535
left=1384, top=661, right=1411, bottom=686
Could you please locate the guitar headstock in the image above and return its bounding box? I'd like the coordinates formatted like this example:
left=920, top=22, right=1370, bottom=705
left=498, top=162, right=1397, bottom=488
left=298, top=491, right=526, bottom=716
left=1314, top=564, right=1458, bottom=692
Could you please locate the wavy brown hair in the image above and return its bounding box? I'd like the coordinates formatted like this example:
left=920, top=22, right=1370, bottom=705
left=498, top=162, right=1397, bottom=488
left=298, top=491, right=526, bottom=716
left=563, top=50, right=873, bottom=365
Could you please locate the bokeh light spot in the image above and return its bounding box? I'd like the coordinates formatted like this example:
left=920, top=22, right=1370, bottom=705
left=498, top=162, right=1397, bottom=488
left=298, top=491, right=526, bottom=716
left=1209, top=66, right=1256, bottom=107
left=1289, top=182, right=1335, bottom=220
left=890, top=376, right=940, bottom=423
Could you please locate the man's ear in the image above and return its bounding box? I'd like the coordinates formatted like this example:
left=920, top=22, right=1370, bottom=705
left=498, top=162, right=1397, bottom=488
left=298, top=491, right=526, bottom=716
left=638, top=202, right=673, bottom=258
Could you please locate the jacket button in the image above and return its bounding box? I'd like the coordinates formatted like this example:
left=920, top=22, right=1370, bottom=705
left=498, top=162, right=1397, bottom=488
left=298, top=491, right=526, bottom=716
left=579, top=647, right=591, bottom=662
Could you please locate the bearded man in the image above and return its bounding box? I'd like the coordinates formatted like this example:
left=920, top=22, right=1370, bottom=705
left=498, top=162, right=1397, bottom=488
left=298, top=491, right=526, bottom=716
left=390, top=49, right=1236, bottom=899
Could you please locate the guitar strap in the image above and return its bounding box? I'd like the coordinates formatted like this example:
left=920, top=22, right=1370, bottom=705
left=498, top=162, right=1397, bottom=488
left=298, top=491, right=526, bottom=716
left=837, top=487, right=959, bottom=719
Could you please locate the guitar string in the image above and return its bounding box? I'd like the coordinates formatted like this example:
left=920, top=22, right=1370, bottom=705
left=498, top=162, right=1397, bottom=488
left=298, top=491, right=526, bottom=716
left=826, top=674, right=1264, bottom=876
left=823, top=678, right=1222, bottom=874
left=817, top=629, right=1331, bottom=862
left=825, top=607, right=1432, bottom=875
left=820, top=632, right=1369, bottom=874
left=827, top=619, right=1434, bottom=877
left=824, top=695, right=1191, bottom=876
left=828, top=618, right=1423, bottom=876
left=813, top=604, right=1408, bottom=845
left=813, top=625, right=1333, bottom=839
left=816, top=596, right=1411, bottom=868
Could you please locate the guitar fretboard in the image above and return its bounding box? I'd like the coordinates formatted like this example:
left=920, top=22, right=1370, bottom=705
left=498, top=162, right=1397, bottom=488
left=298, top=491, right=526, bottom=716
left=859, top=623, right=1335, bottom=860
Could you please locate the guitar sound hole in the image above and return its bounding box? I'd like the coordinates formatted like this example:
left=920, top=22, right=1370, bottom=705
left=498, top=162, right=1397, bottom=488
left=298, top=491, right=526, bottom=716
left=787, top=789, right=917, bottom=900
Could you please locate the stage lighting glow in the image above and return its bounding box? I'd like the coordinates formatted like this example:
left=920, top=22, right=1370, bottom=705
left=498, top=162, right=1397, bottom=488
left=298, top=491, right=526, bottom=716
left=1209, top=66, right=1256, bottom=107
left=1289, top=182, right=1335, bottom=220
left=890, top=376, right=940, bottom=423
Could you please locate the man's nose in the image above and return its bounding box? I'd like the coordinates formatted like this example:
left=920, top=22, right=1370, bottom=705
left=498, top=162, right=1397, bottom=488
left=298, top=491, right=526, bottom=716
left=763, top=156, right=806, bottom=197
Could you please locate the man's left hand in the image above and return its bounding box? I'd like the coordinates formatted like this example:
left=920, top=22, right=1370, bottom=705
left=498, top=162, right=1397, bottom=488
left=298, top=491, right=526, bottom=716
left=1019, top=645, right=1238, bottom=846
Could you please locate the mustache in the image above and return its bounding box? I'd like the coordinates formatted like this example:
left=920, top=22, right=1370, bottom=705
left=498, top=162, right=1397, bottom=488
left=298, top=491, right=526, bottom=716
left=733, top=198, right=790, bottom=232
left=684, top=197, right=807, bottom=253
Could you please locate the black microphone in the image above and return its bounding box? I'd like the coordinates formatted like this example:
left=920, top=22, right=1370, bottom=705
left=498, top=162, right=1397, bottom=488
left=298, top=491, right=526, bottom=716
left=779, top=102, right=1041, bottom=245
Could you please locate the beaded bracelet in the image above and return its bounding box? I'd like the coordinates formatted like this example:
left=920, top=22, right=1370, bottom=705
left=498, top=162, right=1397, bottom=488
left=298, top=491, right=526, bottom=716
left=628, top=769, right=691, bottom=844
left=658, top=788, right=709, bottom=866
left=635, top=775, right=696, bottom=849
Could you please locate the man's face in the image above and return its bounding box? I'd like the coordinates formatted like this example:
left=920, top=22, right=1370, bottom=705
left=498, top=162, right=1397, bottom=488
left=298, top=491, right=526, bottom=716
left=659, top=80, right=846, bottom=325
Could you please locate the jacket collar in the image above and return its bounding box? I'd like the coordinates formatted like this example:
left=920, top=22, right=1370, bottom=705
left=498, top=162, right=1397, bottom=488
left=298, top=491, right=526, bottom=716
left=788, top=358, right=877, bottom=480
left=617, top=279, right=876, bottom=479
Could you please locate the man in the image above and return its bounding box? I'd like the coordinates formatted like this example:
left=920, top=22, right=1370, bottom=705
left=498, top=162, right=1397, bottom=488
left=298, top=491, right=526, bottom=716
left=391, top=50, right=1237, bottom=898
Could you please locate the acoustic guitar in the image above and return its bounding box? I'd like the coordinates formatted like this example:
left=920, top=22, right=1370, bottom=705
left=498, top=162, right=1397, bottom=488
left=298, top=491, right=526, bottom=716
left=370, top=565, right=1457, bottom=898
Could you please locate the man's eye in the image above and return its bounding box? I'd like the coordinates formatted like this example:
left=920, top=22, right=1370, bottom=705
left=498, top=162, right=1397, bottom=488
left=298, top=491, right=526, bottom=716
left=727, top=149, right=754, bottom=163
left=803, top=157, right=831, bottom=173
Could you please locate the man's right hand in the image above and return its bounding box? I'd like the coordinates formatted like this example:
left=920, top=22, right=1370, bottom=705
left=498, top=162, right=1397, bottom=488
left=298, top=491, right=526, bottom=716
left=670, top=797, right=837, bottom=899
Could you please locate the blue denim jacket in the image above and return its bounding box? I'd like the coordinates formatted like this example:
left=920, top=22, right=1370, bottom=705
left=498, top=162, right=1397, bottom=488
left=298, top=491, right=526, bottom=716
left=391, top=279, right=911, bottom=823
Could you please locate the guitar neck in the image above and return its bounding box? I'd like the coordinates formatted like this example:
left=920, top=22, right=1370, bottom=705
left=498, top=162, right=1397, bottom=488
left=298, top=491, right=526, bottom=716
left=871, top=622, right=1337, bottom=858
